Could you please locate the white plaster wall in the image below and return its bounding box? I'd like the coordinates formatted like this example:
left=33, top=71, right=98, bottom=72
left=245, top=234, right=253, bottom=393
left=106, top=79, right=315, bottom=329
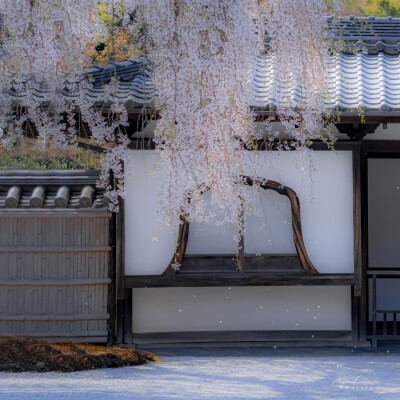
left=132, top=286, right=352, bottom=332
left=365, top=123, right=400, bottom=140
left=184, top=151, right=354, bottom=273
left=125, top=150, right=354, bottom=333
left=125, top=151, right=179, bottom=275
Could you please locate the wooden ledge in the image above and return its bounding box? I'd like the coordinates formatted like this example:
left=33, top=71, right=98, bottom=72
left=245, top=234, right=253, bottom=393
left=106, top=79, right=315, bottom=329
left=131, top=330, right=353, bottom=346
left=125, top=273, right=354, bottom=288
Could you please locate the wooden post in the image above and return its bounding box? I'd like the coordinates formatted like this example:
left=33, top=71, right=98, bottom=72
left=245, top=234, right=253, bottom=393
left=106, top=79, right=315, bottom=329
left=107, top=208, right=117, bottom=346
left=353, top=145, right=362, bottom=297
left=6, top=186, right=21, bottom=208
left=30, top=186, right=46, bottom=208
left=116, top=197, right=125, bottom=300
left=351, top=144, right=363, bottom=346
left=359, top=146, right=368, bottom=344
left=79, top=185, right=95, bottom=208
left=123, top=288, right=133, bottom=345
left=54, top=186, right=70, bottom=208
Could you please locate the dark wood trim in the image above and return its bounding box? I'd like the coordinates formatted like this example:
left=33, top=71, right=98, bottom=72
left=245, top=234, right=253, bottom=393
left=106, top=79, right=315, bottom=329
left=128, top=139, right=362, bottom=152
left=339, top=116, right=400, bottom=124
left=363, top=140, right=400, bottom=157
left=107, top=199, right=117, bottom=346
left=125, top=273, right=353, bottom=288
left=131, top=330, right=353, bottom=347
left=359, top=148, right=369, bottom=343
left=351, top=286, right=360, bottom=344
left=337, top=124, right=380, bottom=140
left=0, top=170, right=102, bottom=185
left=116, top=299, right=124, bottom=344
left=311, top=141, right=361, bottom=151
left=115, top=198, right=125, bottom=300
left=362, top=143, right=400, bottom=346
left=179, top=254, right=303, bottom=273
left=123, top=288, right=133, bottom=345
left=125, top=111, right=400, bottom=125
left=368, top=269, right=400, bottom=276
left=359, top=140, right=400, bottom=346
left=353, top=147, right=362, bottom=296
left=372, top=273, right=378, bottom=347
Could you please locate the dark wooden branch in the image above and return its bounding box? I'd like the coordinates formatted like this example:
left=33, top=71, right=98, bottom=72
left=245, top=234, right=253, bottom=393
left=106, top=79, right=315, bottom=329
left=164, top=215, right=190, bottom=275
left=163, top=176, right=317, bottom=276
left=245, top=177, right=318, bottom=275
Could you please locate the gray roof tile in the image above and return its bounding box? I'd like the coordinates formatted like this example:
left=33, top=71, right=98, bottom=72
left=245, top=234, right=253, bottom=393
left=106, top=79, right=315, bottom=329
left=4, top=18, right=400, bottom=114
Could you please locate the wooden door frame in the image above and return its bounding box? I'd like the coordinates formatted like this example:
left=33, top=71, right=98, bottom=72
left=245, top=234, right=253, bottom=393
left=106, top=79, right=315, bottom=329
left=359, top=140, right=400, bottom=345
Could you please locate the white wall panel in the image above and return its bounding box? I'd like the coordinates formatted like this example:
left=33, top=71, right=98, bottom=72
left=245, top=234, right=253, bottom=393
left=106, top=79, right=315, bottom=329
left=126, top=150, right=354, bottom=273
left=132, top=286, right=351, bottom=333
left=125, top=150, right=354, bottom=333
left=125, top=151, right=178, bottom=275
left=242, top=151, right=354, bottom=273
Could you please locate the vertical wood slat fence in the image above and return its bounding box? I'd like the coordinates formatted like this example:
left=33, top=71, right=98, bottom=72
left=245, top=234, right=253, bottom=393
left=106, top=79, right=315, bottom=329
left=0, top=171, right=113, bottom=343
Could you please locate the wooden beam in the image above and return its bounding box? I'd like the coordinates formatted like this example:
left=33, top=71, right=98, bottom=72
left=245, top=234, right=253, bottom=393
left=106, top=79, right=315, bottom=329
left=179, top=254, right=302, bottom=273
left=128, top=139, right=362, bottom=152
left=363, top=140, right=400, bottom=156
left=0, top=170, right=101, bottom=186
left=125, top=273, right=354, bottom=288
left=126, top=111, right=400, bottom=125
left=131, top=330, right=353, bottom=346
left=339, top=116, right=400, bottom=124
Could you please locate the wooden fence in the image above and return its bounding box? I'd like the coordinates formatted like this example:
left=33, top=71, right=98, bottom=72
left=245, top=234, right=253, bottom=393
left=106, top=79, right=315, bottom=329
left=0, top=171, right=113, bottom=343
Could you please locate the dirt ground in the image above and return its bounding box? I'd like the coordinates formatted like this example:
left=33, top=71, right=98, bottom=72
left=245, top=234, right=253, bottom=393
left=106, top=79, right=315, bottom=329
left=0, top=337, right=156, bottom=373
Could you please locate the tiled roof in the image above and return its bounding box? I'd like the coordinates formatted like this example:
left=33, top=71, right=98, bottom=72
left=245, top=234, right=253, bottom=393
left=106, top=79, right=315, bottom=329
left=5, top=17, right=400, bottom=114
left=253, top=52, right=400, bottom=112
left=0, top=171, right=107, bottom=210
left=328, top=16, right=400, bottom=55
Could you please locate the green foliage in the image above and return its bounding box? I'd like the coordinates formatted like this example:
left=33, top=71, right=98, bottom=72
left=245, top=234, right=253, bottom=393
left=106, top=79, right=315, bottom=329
left=0, top=140, right=102, bottom=171
left=89, top=1, right=141, bottom=66
left=341, top=0, right=400, bottom=16
left=367, top=0, right=400, bottom=17
left=98, top=1, right=124, bottom=26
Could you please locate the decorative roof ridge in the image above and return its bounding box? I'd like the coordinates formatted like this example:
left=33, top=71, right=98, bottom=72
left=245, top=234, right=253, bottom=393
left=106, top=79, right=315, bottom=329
left=267, top=15, right=400, bottom=55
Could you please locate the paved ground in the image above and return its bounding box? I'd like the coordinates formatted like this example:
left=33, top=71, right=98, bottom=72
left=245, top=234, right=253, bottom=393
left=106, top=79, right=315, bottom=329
left=1, top=346, right=400, bottom=399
